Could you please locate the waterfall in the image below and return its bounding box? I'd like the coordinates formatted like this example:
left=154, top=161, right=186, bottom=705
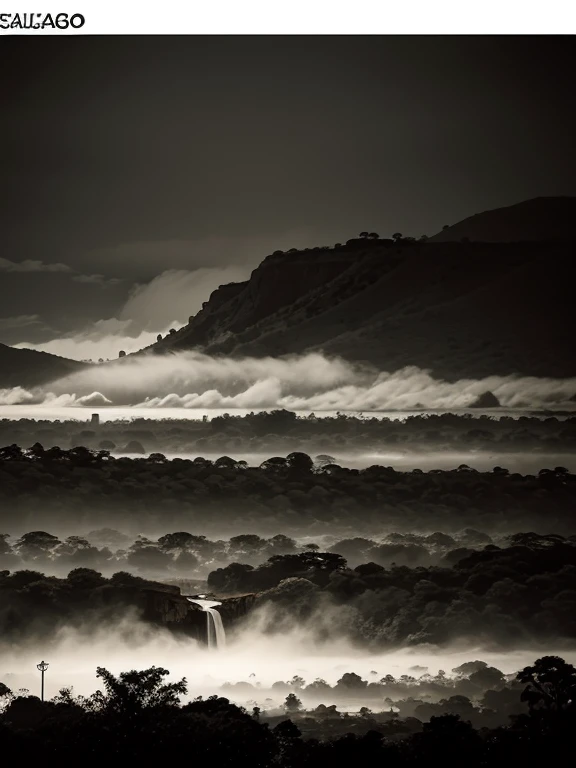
left=187, top=598, right=226, bottom=649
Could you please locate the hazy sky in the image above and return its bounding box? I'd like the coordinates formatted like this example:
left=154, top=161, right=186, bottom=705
left=1, top=35, right=575, bottom=357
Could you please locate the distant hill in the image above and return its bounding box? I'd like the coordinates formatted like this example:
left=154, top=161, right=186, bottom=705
left=144, top=197, right=576, bottom=379
left=0, top=344, right=86, bottom=389
left=429, top=196, right=576, bottom=243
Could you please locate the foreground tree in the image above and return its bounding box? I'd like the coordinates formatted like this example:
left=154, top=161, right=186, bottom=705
left=517, top=656, right=576, bottom=713
left=90, top=666, right=187, bottom=714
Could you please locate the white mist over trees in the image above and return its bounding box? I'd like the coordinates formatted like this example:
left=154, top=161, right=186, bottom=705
left=1, top=352, right=575, bottom=410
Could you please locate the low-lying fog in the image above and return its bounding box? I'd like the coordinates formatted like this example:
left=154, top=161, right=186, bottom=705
left=0, top=405, right=566, bottom=422
left=1, top=405, right=574, bottom=475
left=3, top=352, right=576, bottom=410
left=3, top=619, right=576, bottom=706
left=116, top=450, right=573, bottom=475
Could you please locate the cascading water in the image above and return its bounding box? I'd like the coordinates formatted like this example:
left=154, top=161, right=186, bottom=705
left=187, top=597, right=226, bottom=649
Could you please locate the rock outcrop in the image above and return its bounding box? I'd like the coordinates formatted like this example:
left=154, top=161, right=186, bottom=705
left=142, top=588, right=206, bottom=641
left=469, top=391, right=501, bottom=408
left=217, top=593, right=258, bottom=624
left=153, top=248, right=357, bottom=354
left=140, top=587, right=258, bottom=644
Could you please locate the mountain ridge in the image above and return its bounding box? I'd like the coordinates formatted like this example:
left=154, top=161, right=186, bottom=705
left=3, top=197, right=575, bottom=389
left=429, top=196, right=576, bottom=243
left=149, top=197, right=576, bottom=379
left=0, top=343, right=87, bottom=390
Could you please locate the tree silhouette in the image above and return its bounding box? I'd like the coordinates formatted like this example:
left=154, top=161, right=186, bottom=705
left=315, top=454, right=337, bottom=468
left=517, top=656, right=576, bottom=712
left=284, top=693, right=303, bottom=714
left=93, top=666, right=187, bottom=713
left=392, top=232, right=403, bottom=241
left=260, top=456, right=289, bottom=473
left=286, top=451, right=314, bottom=473
left=16, top=531, right=60, bottom=559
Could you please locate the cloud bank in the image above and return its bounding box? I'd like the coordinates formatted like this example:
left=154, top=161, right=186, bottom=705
left=2, top=608, right=571, bottom=701
left=0, top=257, right=72, bottom=273
left=15, top=266, right=248, bottom=360
left=1, top=352, right=575, bottom=412
left=118, top=266, right=248, bottom=330
left=16, top=320, right=175, bottom=361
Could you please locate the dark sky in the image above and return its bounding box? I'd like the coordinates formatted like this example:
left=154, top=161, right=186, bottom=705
left=1, top=35, right=575, bottom=356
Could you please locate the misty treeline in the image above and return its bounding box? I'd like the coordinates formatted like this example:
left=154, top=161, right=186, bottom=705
left=2, top=533, right=576, bottom=648
left=222, top=657, right=526, bottom=728
left=0, top=443, right=574, bottom=535
left=1, top=410, right=575, bottom=456
left=216, top=533, right=576, bottom=647
left=1, top=657, right=575, bottom=764
left=221, top=658, right=543, bottom=732
left=0, top=526, right=514, bottom=578
left=0, top=567, right=174, bottom=644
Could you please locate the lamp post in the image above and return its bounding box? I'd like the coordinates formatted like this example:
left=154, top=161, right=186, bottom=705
left=37, top=660, right=49, bottom=702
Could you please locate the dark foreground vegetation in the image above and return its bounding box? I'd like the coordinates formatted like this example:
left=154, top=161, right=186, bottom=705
left=0, top=443, right=574, bottom=534
left=2, top=533, right=576, bottom=648
left=1, top=410, right=575, bottom=457
left=1, top=657, right=575, bottom=764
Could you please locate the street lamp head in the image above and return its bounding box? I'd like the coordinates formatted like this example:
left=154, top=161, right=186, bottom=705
left=37, top=661, right=49, bottom=672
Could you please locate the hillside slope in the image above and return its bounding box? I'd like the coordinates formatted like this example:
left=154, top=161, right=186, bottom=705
left=0, top=344, right=87, bottom=389
left=148, top=198, right=576, bottom=379
left=429, top=196, right=576, bottom=243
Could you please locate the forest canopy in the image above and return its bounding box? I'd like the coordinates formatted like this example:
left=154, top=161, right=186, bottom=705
left=0, top=443, right=573, bottom=535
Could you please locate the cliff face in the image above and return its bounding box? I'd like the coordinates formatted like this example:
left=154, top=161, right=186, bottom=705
left=141, top=588, right=206, bottom=642
left=155, top=249, right=357, bottom=354
left=141, top=588, right=257, bottom=644
left=217, top=593, right=258, bottom=624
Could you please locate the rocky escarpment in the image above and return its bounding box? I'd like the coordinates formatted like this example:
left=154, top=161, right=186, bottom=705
left=150, top=246, right=576, bottom=380
left=121, top=197, right=576, bottom=379
left=151, top=248, right=358, bottom=354
left=136, top=198, right=576, bottom=379
left=217, top=593, right=258, bottom=624
left=141, top=588, right=206, bottom=641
